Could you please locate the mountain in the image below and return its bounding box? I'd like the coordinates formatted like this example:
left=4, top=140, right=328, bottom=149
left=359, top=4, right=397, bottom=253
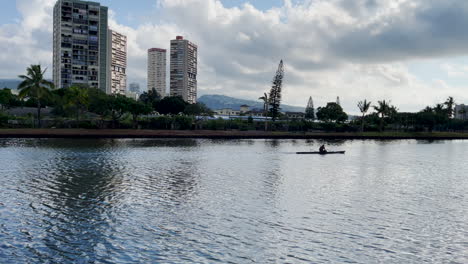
left=198, top=94, right=305, bottom=112
left=0, top=79, right=21, bottom=90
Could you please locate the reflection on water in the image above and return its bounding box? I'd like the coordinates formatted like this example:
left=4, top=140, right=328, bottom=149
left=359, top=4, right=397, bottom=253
left=1, top=139, right=467, bottom=264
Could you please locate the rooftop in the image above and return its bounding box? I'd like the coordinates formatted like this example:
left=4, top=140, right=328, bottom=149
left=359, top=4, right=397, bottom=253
left=148, top=48, right=166, bottom=52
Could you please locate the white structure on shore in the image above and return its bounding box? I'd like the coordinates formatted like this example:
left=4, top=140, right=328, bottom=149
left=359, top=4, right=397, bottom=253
left=148, top=48, right=167, bottom=97
left=240, top=105, right=250, bottom=114
left=170, top=36, right=198, bottom=104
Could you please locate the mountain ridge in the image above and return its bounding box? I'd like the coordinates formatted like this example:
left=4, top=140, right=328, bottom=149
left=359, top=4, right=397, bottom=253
left=0, top=79, right=21, bottom=90
left=198, top=94, right=305, bottom=112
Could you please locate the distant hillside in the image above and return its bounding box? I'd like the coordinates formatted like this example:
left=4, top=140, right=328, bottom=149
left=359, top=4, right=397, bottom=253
left=0, top=79, right=21, bottom=90
left=198, top=94, right=305, bottom=112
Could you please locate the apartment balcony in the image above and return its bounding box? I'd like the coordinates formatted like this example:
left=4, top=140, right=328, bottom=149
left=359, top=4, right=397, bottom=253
left=89, top=15, right=99, bottom=21
left=88, top=5, right=100, bottom=11
left=73, top=19, right=88, bottom=25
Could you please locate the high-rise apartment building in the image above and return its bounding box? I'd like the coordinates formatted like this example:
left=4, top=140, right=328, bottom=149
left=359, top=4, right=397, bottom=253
left=107, top=29, right=127, bottom=95
left=148, top=48, right=167, bottom=97
left=53, top=0, right=108, bottom=91
left=170, top=36, right=198, bottom=104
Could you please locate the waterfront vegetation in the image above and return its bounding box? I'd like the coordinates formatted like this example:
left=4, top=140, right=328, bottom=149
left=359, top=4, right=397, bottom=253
left=1, top=65, right=468, bottom=134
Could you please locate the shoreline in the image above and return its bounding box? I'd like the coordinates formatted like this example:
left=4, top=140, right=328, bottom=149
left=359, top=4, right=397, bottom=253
left=0, top=129, right=468, bottom=140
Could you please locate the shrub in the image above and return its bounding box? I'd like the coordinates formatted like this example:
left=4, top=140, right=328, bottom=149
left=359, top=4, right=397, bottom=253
left=147, top=116, right=172, bottom=129
left=77, top=120, right=99, bottom=129
left=0, top=113, right=8, bottom=127
left=174, top=116, right=193, bottom=130
left=205, top=118, right=227, bottom=130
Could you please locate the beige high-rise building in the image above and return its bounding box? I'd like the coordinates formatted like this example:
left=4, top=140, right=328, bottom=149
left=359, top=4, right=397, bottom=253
left=147, top=48, right=167, bottom=97
left=170, top=36, right=197, bottom=104
left=107, top=29, right=127, bottom=95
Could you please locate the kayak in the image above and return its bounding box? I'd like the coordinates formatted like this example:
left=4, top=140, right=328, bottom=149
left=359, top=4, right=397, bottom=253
left=296, top=151, right=345, bottom=154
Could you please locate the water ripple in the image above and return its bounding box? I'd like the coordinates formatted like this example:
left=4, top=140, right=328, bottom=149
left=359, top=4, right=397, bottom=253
left=0, top=138, right=467, bottom=263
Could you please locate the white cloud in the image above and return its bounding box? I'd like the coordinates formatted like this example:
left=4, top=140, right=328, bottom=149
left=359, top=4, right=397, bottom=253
left=441, top=63, right=468, bottom=78
left=2, top=0, right=468, bottom=113
left=0, top=0, right=55, bottom=78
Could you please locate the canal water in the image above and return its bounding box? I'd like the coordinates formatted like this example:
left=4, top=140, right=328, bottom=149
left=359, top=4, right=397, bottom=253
left=0, top=139, right=467, bottom=263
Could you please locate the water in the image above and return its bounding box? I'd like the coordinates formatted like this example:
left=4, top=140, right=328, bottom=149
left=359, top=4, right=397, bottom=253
left=0, top=138, right=467, bottom=263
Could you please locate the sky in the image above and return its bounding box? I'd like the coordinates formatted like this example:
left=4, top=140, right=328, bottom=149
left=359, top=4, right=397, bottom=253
left=1, top=0, right=468, bottom=113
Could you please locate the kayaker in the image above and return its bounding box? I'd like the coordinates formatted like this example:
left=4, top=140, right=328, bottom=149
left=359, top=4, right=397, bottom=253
left=319, top=144, right=327, bottom=153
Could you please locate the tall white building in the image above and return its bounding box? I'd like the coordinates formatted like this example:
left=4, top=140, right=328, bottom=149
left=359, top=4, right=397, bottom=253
left=170, top=36, right=198, bottom=104
left=53, top=0, right=108, bottom=90
left=107, top=29, right=127, bottom=95
left=129, top=82, right=140, bottom=94
left=148, top=48, right=167, bottom=97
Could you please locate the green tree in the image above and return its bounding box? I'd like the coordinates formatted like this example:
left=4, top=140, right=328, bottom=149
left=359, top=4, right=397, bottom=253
left=416, top=107, right=437, bottom=132
left=108, top=95, right=133, bottom=128
left=373, top=100, right=397, bottom=132
left=88, top=88, right=111, bottom=118
left=444, top=96, right=455, bottom=118
left=305, top=107, right=315, bottom=120
left=357, top=99, right=372, bottom=132
left=183, top=102, right=213, bottom=116
left=268, top=60, right=284, bottom=121
left=316, top=102, right=348, bottom=123
left=433, top=103, right=449, bottom=129
left=65, top=85, right=90, bottom=121
left=17, top=65, right=54, bottom=127
left=155, top=96, right=188, bottom=115
left=0, top=88, right=14, bottom=111
left=139, top=88, right=161, bottom=109
left=305, top=96, right=315, bottom=120
left=129, top=101, right=152, bottom=128
left=259, top=92, right=269, bottom=131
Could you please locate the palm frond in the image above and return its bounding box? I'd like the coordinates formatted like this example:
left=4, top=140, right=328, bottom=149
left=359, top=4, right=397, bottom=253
left=18, top=87, right=32, bottom=98
left=17, top=79, right=33, bottom=91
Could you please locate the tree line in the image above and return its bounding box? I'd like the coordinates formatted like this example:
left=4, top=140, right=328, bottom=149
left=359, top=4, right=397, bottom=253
left=0, top=65, right=212, bottom=128
left=2, top=64, right=468, bottom=132
left=300, top=97, right=464, bottom=132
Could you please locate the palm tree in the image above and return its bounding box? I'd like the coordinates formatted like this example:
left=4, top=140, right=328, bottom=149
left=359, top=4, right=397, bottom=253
left=259, top=92, right=269, bottom=131
left=444, top=96, right=455, bottom=118
left=357, top=99, right=371, bottom=132
left=18, top=65, right=54, bottom=127
left=373, top=100, right=390, bottom=132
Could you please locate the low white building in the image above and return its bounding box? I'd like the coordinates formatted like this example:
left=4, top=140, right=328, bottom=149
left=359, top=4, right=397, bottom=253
left=249, top=110, right=266, bottom=117
left=214, top=108, right=240, bottom=116
left=126, top=91, right=139, bottom=100
left=240, top=105, right=250, bottom=114
left=285, top=112, right=305, bottom=119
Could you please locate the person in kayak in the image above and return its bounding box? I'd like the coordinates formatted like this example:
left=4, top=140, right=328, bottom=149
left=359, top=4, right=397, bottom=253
left=319, top=144, right=327, bottom=153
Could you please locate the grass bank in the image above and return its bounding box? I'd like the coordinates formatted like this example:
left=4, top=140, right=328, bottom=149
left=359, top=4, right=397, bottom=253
left=0, top=129, right=468, bottom=140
